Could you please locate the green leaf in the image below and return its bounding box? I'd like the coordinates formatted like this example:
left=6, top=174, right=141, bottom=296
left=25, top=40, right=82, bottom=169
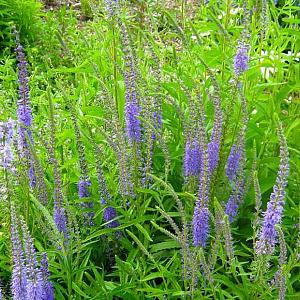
left=135, top=224, right=153, bottom=242
left=150, top=240, right=180, bottom=253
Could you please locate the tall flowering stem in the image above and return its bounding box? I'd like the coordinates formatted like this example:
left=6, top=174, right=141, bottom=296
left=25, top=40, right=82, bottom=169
left=70, top=109, right=94, bottom=225
left=40, top=253, right=54, bottom=300
left=0, top=119, right=15, bottom=172
left=10, top=203, right=51, bottom=299
left=95, top=147, right=119, bottom=229
left=208, top=85, right=223, bottom=175
left=234, top=1, right=250, bottom=78
left=253, top=168, right=262, bottom=239
left=97, top=9, right=137, bottom=196
left=192, top=148, right=210, bottom=247
left=10, top=202, right=27, bottom=300
left=77, top=176, right=93, bottom=225
left=95, top=82, right=134, bottom=201
left=119, top=23, right=142, bottom=144
left=52, top=158, right=68, bottom=242
left=277, top=227, right=287, bottom=300
left=14, top=35, right=36, bottom=188
left=48, top=92, right=68, bottom=243
left=260, top=0, right=269, bottom=40
left=197, top=55, right=223, bottom=175
left=117, top=149, right=135, bottom=200
left=140, top=42, right=163, bottom=187
left=117, top=20, right=143, bottom=198
left=183, top=92, right=205, bottom=187
left=225, top=134, right=247, bottom=221
left=225, top=91, right=248, bottom=222
left=212, top=200, right=234, bottom=266
left=256, top=124, right=289, bottom=255
left=224, top=126, right=247, bottom=222
left=20, top=217, right=43, bottom=299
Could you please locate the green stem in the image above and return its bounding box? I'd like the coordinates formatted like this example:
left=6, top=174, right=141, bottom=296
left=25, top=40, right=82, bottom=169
left=112, top=20, right=119, bottom=121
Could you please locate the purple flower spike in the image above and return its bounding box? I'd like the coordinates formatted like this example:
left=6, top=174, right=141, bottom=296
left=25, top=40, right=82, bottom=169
left=184, top=138, right=202, bottom=178
left=125, top=100, right=141, bottom=143
left=256, top=126, right=289, bottom=255
left=225, top=193, right=239, bottom=223
left=40, top=253, right=54, bottom=300
left=0, top=119, right=15, bottom=172
left=192, top=149, right=210, bottom=247
left=15, top=38, right=36, bottom=188
left=226, top=144, right=242, bottom=182
left=28, top=165, right=37, bottom=188
left=54, top=203, right=68, bottom=242
left=225, top=177, right=246, bottom=223
left=234, top=40, right=249, bottom=76
left=78, top=178, right=91, bottom=198
left=26, top=281, right=44, bottom=300
left=208, top=141, right=220, bottom=174
left=208, top=88, right=223, bottom=174
left=101, top=199, right=119, bottom=229
left=104, top=0, right=119, bottom=18
left=120, top=23, right=142, bottom=144
left=78, top=177, right=94, bottom=225
left=16, top=44, right=33, bottom=149
left=10, top=204, right=27, bottom=300
left=20, top=218, right=43, bottom=300
left=192, top=203, right=209, bottom=247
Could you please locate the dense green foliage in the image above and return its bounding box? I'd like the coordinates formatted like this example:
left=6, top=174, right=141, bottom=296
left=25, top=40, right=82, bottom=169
left=0, top=0, right=299, bottom=299
left=0, top=0, right=42, bottom=50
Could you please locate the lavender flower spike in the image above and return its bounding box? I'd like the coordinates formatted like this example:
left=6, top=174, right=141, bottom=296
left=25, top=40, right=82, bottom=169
left=15, top=36, right=36, bottom=188
left=71, top=110, right=94, bottom=225
left=104, top=0, right=119, bottom=18
left=193, top=203, right=209, bottom=247
left=207, top=140, right=220, bottom=174
left=184, top=138, right=202, bottom=178
left=120, top=23, right=142, bottom=144
left=192, top=149, right=210, bottom=247
left=125, top=100, right=141, bottom=143
left=0, top=118, right=15, bottom=172
left=101, top=199, right=119, bottom=228
left=20, top=217, right=43, bottom=300
left=54, top=203, right=68, bottom=241
left=15, top=43, right=33, bottom=148
left=10, top=203, right=27, bottom=300
left=208, top=88, right=223, bottom=174
left=256, top=125, right=289, bottom=255
left=52, top=157, right=68, bottom=242
left=234, top=40, right=249, bottom=76
left=226, top=144, right=242, bottom=182
left=78, top=177, right=94, bottom=225
left=78, top=177, right=92, bottom=198
left=40, top=253, right=54, bottom=300
left=225, top=185, right=245, bottom=223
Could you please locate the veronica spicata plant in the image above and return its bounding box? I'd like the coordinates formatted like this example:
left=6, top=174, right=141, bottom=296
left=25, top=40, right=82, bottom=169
left=14, top=33, right=36, bottom=189
left=256, top=124, right=289, bottom=255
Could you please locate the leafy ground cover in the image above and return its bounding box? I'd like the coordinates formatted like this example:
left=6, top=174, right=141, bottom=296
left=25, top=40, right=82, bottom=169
left=0, top=0, right=300, bottom=299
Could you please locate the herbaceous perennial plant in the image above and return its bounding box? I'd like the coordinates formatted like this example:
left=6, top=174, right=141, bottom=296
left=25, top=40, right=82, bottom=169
left=0, top=0, right=299, bottom=299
